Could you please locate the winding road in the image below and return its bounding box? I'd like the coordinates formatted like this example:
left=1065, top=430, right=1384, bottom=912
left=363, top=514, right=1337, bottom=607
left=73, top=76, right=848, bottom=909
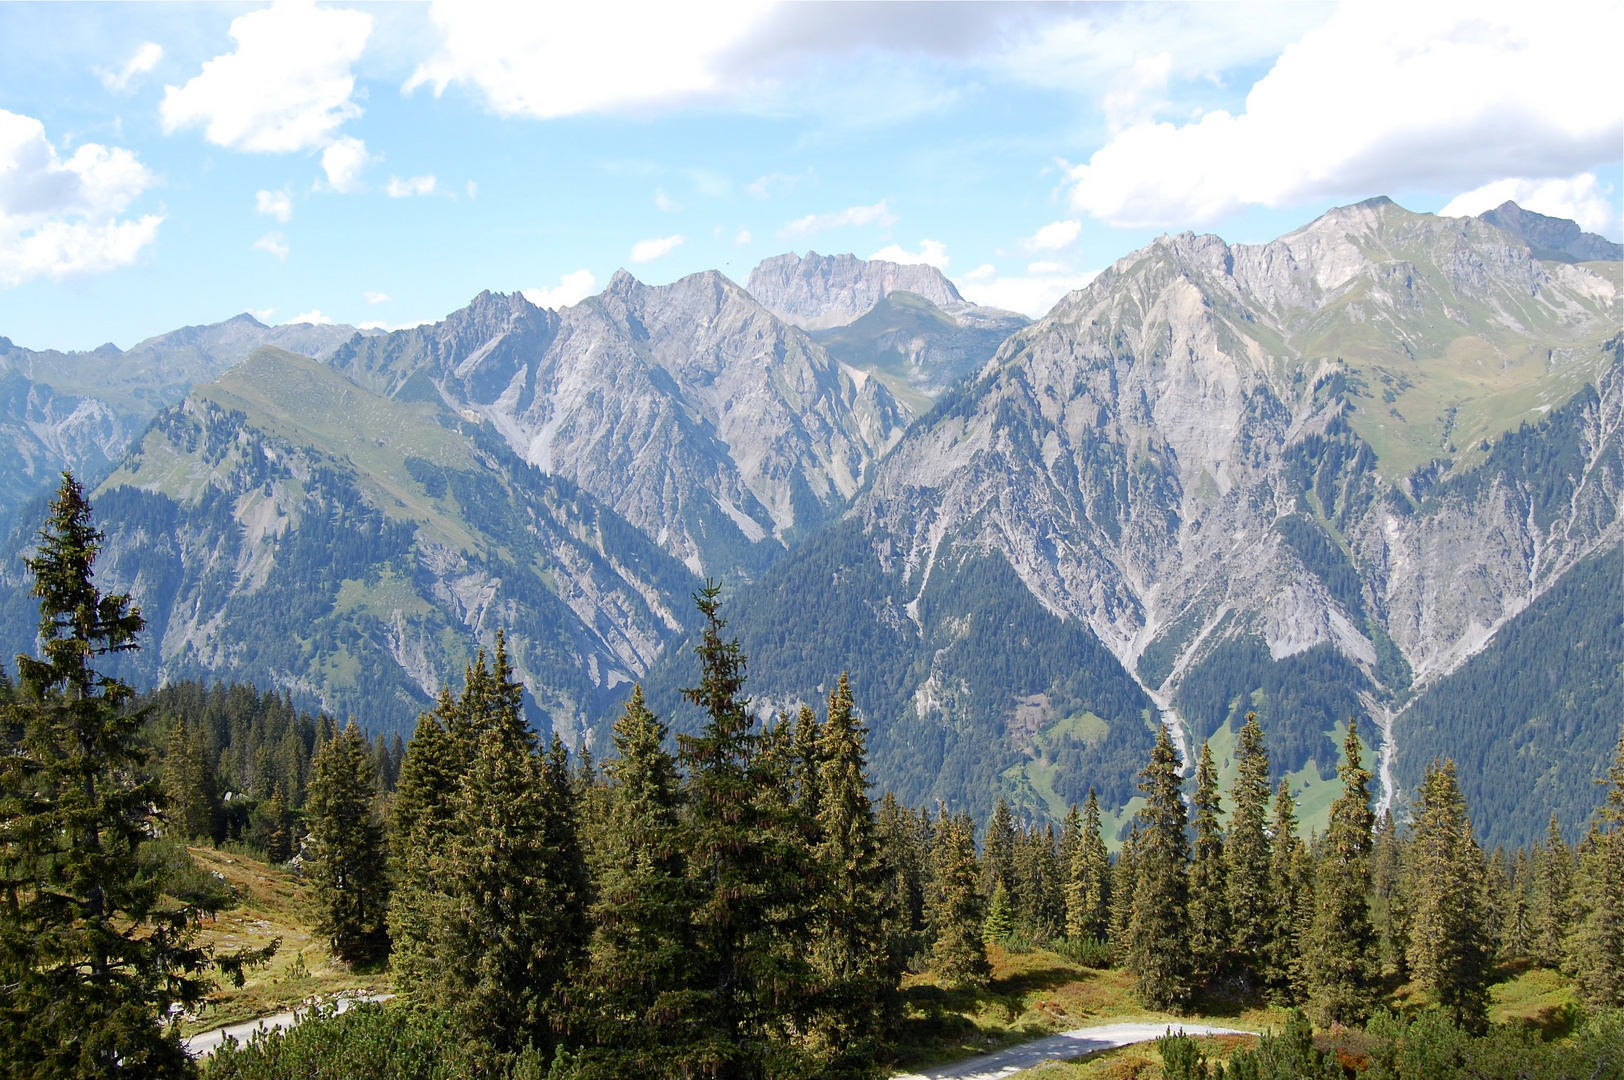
left=182, top=995, right=391, bottom=1057
left=892, top=1021, right=1251, bottom=1080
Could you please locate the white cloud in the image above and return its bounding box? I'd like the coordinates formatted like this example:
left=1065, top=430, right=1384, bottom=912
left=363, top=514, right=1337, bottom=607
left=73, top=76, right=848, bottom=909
left=1441, top=172, right=1621, bottom=240
left=321, top=136, right=373, bottom=194
left=869, top=239, right=950, bottom=270
left=249, top=307, right=276, bottom=321
left=161, top=0, right=372, bottom=154
left=1101, top=52, right=1171, bottom=134
left=252, top=231, right=289, bottom=261
left=364, top=290, right=390, bottom=304
left=523, top=268, right=598, bottom=309
left=778, top=200, right=896, bottom=239
left=655, top=188, right=683, bottom=212
left=288, top=308, right=333, bottom=325
left=747, top=171, right=804, bottom=199
left=466, top=180, right=478, bottom=199
left=629, top=234, right=686, bottom=263
left=1019, top=219, right=1081, bottom=253
left=385, top=174, right=437, bottom=198
left=0, top=109, right=161, bottom=287
left=98, top=42, right=164, bottom=94
left=255, top=188, right=293, bottom=222
left=1066, top=5, right=1624, bottom=229
left=735, top=228, right=752, bottom=245
left=953, top=263, right=1099, bottom=319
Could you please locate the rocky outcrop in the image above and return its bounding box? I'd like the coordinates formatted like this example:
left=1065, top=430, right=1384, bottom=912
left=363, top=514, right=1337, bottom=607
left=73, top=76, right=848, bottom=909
left=746, top=251, right=965, bottom=329
left=1477, top=201, right=1623, bottom=263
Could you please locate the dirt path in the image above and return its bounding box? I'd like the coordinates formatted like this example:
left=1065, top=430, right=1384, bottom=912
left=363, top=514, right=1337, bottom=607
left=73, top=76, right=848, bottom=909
left=182, top=995, right=392, bottom=1057
left=892, top=1021, right=1250, bottom=1080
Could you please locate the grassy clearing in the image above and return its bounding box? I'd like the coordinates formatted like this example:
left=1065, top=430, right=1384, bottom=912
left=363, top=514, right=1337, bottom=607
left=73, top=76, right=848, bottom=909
left=181, top=845, right=390, bottom=1036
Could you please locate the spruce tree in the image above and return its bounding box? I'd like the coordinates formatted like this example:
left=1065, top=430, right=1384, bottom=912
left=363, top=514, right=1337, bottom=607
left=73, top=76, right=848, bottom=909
left=1405, top=759, right=1492, bottom=1031
left=306, top=721, right=390, bottom=964
left=1109, top=821, right=1139, bottom=965
left=264, top=783, right=293, bottom=864
left=1569, top=727, right=1624, bottom=1006
left=1127, top=724, right=1192, bottom=1010
left=1371, top=810, right=1408, bottom=979
left=676, top=582, right=815, bottom=1077
left=983, top=881, right=1014, bottom=945
left=0, top=474, right=236, bottom=1077
left=386, top=692, right=465, bottom=995
left=1264, top=778, right=1305, bottom=1001
left=983, top=798, right=1017, bottom=900
left=162, top=719, right=219, bottom=843
left=1065, top=789, right=1111, bottom=943
left=1304, top=720, right=1378, bottom=1025
left=1499, top=847, right=1534, bottom=960
left=876, top=793, right=931, bottom=966
left=1224, top=713, right=1273, bottom=986
left=574, top=685, right=697, bottom=1073
left=1531, top=813, right=1574, bottom=970
left=811, top=673, right=893, bottom=1076
left=928, top=810, right=989, bottom=988
left=1187, top=741, right=1227, bottom=988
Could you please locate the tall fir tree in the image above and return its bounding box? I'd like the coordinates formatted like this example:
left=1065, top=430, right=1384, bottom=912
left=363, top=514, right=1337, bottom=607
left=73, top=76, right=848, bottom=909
left=162, top=719, right=219, bottom=843
left=1127, top=724, right=1192, bottom=1010
left=0, top=475, right=245, bottom=1078
left=982, top=799, right=1017, bottom=900
left=676, top=582, right=815, bottom=1078
left=1109, top=821, right=1140, bottom=965
left=573, top=686, right=698, bottom=1076
left=305, top=721, right=390, bottom=964
left=1304, top=720, right=1378, bottom=1025
left=810, top=673, right=893, bottom=1078
left=1225, top=713, right=1273, bottom=988
left=1568, top=727, right=1624, bottom=1006
left=876, top=793, right=931, bottom=969
left=1531, top=813, right=1575, bottom=970
left=1405, top=759, right=1493, bottom=1031
left=1187, top=742, right=1227, bottom=988
left=1499, top=847, right=1534, bottom=961
left=1371, top=810, right=1408, bottom=979
left=1065, top=789, right=1112, bottom=943
left=1264, top=778, right=1305, bottom=1001
left=263, top=783, right=293, bottom=865
left=928, top=809, right=989, bottom=988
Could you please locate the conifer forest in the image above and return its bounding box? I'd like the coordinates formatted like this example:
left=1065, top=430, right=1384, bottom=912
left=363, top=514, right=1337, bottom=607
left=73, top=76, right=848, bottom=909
left=1, top=476, right=1622, bottom=1080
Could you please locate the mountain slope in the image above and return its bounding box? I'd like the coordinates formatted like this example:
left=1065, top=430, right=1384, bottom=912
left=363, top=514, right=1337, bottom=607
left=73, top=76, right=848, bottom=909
left=0, top=348, right=696, bottom=740
left=1476, top=200, right=1623, bottom=263
left=325, top=274, right=908, bottom=578
left=747, top=251, right=965, bottom=330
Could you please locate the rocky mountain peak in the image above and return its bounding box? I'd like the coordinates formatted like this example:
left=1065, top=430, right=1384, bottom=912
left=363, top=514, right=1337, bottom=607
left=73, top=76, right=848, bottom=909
left=746, top=251, right=964, bottom=330
left=1476, top=200, right=1623, bottom=263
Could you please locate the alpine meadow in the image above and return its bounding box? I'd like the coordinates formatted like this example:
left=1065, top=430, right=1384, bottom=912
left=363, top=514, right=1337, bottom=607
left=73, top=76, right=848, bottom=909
left=1, top=4, right=1622, bottom=1079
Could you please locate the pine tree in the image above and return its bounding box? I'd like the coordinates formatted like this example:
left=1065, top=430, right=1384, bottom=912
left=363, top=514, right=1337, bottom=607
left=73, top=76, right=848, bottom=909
left=1371, top=810, right=1408, bottom=979
left=876, top=793, right=931, bottom=966
left=811, top=673, right=893, bottom=1076
left=928, top=809, right=989, bottom=988
left=386, top=693, right=466, bottom=995
left=1065, top=789, right=1111, bottom=943
left=676, top=582, right=815, bottom=1077
left=0, top=474, right=234, bottom=1077
left=1499, top=847, right=1534, bottom=960
left=1405, top=759, right=1492, bottom=1031
left=1304, top=720, right=1379, bottom=1025
left=1224, top=713, right=1273, bottom=987
left=983, top=798, right=1017, bottom=900
left=1264, top=778, right=1304, bottom=1001
left=1109, top=822, right=1139, bottom=964
left=162, top=719, right=219, bottom=843
left=306, top=721, right=391, bottom=964
left=574, top=686, right=697, bottom=1072
left=1531, top=813, right=1574, bottom=970
left=1187, top=742, right=1227, bottom=988
left=983, top=881, right=1014, bottom=945
left=264, top=783, right=293, bottom=864
left=1568, top=727, right=1624, bottom=1006
left=1127, top=724, right=1192, bottom=1010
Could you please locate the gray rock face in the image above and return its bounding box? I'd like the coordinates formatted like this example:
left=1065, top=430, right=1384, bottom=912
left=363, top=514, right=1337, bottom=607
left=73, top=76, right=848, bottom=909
left=747, top=251, right=965, bottom=329
left=0, top=315, right=374, bottom=518
left=328, top=271, right=909, bottom=578
left=1477, top=201, right=1623, bottom=263
left=827, top=199, right=1620, bottom=804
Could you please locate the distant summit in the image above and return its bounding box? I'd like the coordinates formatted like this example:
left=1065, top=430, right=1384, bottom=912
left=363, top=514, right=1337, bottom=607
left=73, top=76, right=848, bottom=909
left=1476, top=201, right=1622, bottom=263
left=746, top=251, right=964, bottom=330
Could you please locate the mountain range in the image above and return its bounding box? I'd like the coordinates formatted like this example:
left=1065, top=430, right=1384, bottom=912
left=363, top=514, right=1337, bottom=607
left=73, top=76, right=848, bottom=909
left=0, top=200, right=1617, bottom=847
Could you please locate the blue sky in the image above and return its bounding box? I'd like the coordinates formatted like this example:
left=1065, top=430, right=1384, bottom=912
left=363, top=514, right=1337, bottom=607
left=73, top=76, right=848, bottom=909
left=1, top=1, right=1619, bottom=352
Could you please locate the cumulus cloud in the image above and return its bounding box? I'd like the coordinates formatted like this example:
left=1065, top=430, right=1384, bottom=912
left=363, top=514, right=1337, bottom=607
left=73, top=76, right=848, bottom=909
left=253, top=231, right=289, bottom=260
left=98, top=42, right=164, bottom=94
left=1067, top=4, right=1624, bottom=228
left=0, top=109, right=161, bottom=287
left=630, top=234, right=686, bottom=263
left=255, top=188, right=293, bottom=222
left=364, top=290, right=390, bottom=304
left=870, top=239, right=950, bottom=270
left=321, top=136, right=373, bottom=193
left=1019, top=220, right=1081, bottom=254
left=385, top=174, right=437, bottom=198
left=1441, top=172, right=1621, bottom=240
left=288, top=308, right=333, bottom=325
left=778, top=200, right=896, bottom=239
left=954, top=262, right=1099, bottom=319
left=162, top=0, right=372, bottom=154
left=523, top=268, right=598, bottom=310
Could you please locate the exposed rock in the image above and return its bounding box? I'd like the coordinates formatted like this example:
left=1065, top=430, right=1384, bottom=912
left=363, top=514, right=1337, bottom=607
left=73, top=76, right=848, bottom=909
left=747, top=251, right=965, bottom=329
left=1477, top=200, right=1623, bottom=263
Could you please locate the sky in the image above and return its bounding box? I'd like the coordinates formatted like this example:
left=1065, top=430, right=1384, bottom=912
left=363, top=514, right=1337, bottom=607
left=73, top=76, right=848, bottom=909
left=0, top=0, right=1619, bottom=352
